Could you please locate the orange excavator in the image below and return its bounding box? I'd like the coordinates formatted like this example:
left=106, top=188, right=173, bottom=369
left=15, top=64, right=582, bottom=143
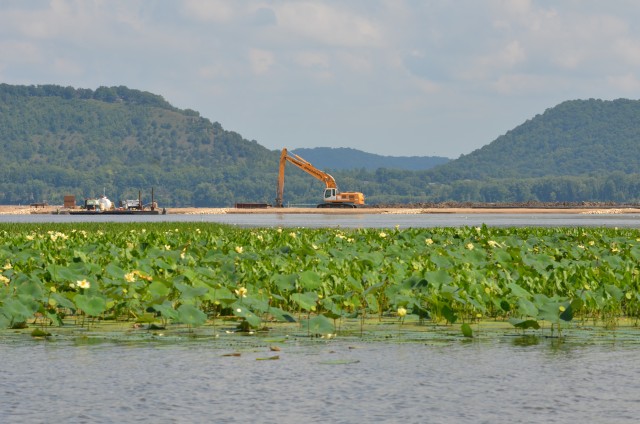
left=275, top=148, right=365, bottom=208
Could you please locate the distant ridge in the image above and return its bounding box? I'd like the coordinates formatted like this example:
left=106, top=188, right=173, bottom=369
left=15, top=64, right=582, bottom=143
left=427, top=98, right=640, bottom=181
left=291, top=147, right=450, bottom=171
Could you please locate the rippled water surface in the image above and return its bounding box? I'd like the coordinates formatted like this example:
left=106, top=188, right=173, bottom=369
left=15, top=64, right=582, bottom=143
left=2, top=332, right=640, bottom=424
left=3, top=212, right=640, bottom=228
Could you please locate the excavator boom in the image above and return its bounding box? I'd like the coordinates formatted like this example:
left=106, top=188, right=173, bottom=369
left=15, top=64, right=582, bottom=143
left=276, top=148, right=365, bottom=207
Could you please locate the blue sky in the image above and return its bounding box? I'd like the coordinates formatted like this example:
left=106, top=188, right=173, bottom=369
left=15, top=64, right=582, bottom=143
left=2, top=1, right=640, bottom=158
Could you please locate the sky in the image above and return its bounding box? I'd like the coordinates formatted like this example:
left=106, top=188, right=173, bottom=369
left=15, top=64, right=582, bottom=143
left=2, top=1, right=640, bottom=158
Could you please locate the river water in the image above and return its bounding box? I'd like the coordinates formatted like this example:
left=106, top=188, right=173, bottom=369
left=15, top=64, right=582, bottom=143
left=2, top=211, right=640, bottom=423
left=3, top=211, right=640, bottom=228
left=2, top=333, right=639, bottom=424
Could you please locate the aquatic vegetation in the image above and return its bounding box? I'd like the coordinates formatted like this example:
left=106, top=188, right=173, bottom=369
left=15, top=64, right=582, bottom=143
left=1, top=222, right=640, bottom=337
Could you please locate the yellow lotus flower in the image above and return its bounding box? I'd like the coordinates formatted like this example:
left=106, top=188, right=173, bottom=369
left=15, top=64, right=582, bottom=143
left=559, top=305, right=566, bottom=312
left=466, top=243, right=474, bottom=250
left=425, top=238, right=434, bottom=245
left=235, top=246, right=243, bottom=254
left=235, top=287, right=248, bottom=298
left=397, top=307, right=407, bottom=318
left=379, top=232, right=387, bottom=238
left=124, top=272, right=136, bottom=283
left=76, top=279, right=91, bottom=289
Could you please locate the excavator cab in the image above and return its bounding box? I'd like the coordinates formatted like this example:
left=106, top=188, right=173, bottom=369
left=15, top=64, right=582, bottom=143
left=324, top=188, right=337, bottom=201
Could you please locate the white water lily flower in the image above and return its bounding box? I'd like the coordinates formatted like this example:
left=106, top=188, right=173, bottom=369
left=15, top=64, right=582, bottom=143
left=76, top=279, right=90, bottom=289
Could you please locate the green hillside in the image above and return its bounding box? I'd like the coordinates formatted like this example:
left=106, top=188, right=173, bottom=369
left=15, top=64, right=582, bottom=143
left=0, top=84, right=280, bottom=206
left=429, top=99, right=640, bottom=181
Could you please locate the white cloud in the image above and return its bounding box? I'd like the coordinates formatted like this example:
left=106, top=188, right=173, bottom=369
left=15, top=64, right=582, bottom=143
left=273, top=2, right=383, bottom=48
left=181, top=0, right=236, bottom=23
left=52, top=58, right=84, bottom=77
left=248, top=48, right=275, bottom=75
left=606, top=73, right=640, bottom=92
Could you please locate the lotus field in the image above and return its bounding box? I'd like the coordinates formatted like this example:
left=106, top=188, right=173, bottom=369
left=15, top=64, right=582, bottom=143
left=1, top=222, right=639, bottom=336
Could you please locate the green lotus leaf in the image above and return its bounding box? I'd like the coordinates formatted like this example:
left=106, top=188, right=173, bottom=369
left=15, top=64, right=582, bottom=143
left=267, top=306, right=297, bottom=322
left=17, top=279, right=44, bottom=300
left=291, top=292, right=319, bottom=312
left=1, top=296, right=39, bottom=324
left=430, top=253, right=453, bottom=270
left=559, top=302, right=573, bottom=322
left=105, top=263, right=126, bottom=279
left=151, top=301, right=179, bottom=321
left=273, top=274, right=297, bottom=292
left=298, top=270, right=322, bottom=290
left=148, top=280, right=171, bottom=299
left=494, top=250, right=513, bottom=265
left=508, top=318, right=540, bottom=330
left=517, top=298, right=538, bottom=317
left=442, top=304, right=457, bottom=324
left=74, top=294, right=107, bottom=317
left=46, top=264, right=83, bottom=284
left=174, top=282, right=209, bottom=300
left=51, top=292, right=76, bottom=310
left=425, top=269, right=453, bottom=287
left=508, top=283, right=531, bottom=299
left=302, top=314, right=334, bottom=335
left=605, top=284, right=624, bottom=301
left=461, top=323, right=473, bottom=338
left=176, top=303, right=207, bottom=327
left=232, top=304, right=261, bottom=328
left=206, top=286, right=236, bottom=304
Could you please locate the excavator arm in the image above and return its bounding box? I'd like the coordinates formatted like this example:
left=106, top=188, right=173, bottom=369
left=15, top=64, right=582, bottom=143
left=276, top=148, right=337, bottom=207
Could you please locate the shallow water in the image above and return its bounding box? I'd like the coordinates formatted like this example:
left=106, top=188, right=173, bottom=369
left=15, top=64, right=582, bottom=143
left=3, top=212, right=640, bottom=229
left=2, top=328, right=640, bottom=424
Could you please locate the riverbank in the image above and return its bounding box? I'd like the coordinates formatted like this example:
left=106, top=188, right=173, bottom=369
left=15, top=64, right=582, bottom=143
left=4, top=204, right=640, bottom=215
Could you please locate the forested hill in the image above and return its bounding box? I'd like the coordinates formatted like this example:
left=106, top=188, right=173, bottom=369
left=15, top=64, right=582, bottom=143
left=291, top=147, right=450, bottom=170
left=428, top=99, right=640, bottom=181
left=0, top=84, right=279, bottom=206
